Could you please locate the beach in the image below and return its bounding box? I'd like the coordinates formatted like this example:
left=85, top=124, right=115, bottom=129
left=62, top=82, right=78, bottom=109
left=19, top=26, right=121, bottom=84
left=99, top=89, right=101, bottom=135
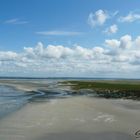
left=0, top=79, right=140, bottom=140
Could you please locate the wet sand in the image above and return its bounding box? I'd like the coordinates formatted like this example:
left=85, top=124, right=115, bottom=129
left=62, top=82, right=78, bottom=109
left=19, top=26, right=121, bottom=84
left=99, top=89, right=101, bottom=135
left=0, top=79, right=140, bottom=140
left=0, top=96, right=140, bottom=140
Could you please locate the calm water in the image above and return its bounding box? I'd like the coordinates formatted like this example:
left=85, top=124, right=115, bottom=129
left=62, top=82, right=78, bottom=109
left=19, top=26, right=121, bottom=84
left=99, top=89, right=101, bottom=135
left=0, top=80, right=71, bottom=118
left=0, top=85, right=31, bottom=118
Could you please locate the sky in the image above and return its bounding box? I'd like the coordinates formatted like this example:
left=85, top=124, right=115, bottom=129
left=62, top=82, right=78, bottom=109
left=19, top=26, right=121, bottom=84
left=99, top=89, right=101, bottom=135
left=0, top=0, right=140, bottom=78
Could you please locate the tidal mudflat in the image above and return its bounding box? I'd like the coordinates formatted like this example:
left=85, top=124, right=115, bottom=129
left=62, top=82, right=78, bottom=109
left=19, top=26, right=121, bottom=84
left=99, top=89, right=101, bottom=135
left=0, top=79, right=140, bottom=140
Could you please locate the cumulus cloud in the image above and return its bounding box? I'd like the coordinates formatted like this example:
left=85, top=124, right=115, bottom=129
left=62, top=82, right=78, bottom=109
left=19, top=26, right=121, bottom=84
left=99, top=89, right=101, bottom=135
left=120, top=35, right=132, bottom=49
left=0, top=51, right=18, bottom=61
left=0, top=35, right=140, bottom=77
left=134, top=36, right=140, bottom=48
left=105, top=34, right=132, bottom=49
left=88, top=9, right=109, bottom=27
left=104, top=24, right=118, bottom=34
left=105, top=39, right=120, bottom=48
left=119, top=12, right=140, bottom=22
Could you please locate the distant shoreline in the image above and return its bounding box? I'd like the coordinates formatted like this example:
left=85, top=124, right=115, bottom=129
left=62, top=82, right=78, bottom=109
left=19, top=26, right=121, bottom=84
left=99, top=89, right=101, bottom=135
left=0, top=79, right=140, bottom=100
left=60, top=80, right=140, bottom=100
left=0, top=77, right=140, bottom=80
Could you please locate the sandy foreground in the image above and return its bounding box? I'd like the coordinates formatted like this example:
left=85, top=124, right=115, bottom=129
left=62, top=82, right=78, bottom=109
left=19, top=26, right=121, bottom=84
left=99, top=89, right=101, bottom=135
left=0, top=79, right=140, bottom=140
left=0, top=96, right=140, bottom=140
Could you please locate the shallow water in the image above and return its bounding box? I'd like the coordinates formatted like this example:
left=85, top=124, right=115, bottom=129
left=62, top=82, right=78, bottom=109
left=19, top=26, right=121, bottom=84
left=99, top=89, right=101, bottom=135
left=0, top=85, right=30, bottom=118
left=0, top=80, right=140, bottom=140
left=0, top=80, right=72, bottom=118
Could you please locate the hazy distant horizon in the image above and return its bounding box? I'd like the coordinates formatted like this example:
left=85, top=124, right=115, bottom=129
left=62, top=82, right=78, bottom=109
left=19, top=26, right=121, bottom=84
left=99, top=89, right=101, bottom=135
left=0, top=76, right=140, bottom=80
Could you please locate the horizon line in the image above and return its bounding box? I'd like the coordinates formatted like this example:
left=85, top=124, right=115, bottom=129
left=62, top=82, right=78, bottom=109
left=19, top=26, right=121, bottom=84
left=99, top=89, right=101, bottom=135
left=0, top=76, right=140, bottom=80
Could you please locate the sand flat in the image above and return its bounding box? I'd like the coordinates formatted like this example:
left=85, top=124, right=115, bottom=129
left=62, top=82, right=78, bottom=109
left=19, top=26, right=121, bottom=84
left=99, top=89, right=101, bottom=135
left=0, top=79, right=140, bottom=140
left=0, top=96, right=139, bottom=140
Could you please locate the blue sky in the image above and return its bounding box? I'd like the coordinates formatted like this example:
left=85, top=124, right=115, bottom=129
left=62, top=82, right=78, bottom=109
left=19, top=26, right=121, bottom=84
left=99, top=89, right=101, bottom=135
left=0, top=0, right=139, bottom=50
left=0, top=0, right=140, bottom=77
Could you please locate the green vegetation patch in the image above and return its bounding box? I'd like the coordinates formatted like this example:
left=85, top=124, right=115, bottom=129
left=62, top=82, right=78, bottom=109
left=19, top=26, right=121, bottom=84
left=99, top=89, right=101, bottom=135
left=63, top=81, right=140, bottom=90
left=60, top=80, right=140, bottom=100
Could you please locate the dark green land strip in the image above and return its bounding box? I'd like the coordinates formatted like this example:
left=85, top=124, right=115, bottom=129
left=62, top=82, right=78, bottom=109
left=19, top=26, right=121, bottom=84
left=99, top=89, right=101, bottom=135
left=60, top=80, right=140, bottom=100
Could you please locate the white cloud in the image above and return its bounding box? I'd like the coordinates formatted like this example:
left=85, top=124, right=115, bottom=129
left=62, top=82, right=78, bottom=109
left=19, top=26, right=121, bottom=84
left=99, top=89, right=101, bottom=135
left=36, top=31, right=82, bottom=36
left=45, top=45, right=74, bottom=59
left=105, top=39, right=120, bottom=48
left=113, top=55, right=130, bottom=62
left=119, top=12, right=140, bottom=22
left=105, top=35, right=132, bottom=49
left=134, top=36, right=140, bottom=48
left=120, top=35, right=132, bottom=49
left=0, top=51, right=18, bottom=61
left=104, top=24, right=118, bottom=34
left=5, top=18, right=28, bottom=24
left=88, top=9, right=109, bottom=27
left=0, top=35, right=140, bottom=77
